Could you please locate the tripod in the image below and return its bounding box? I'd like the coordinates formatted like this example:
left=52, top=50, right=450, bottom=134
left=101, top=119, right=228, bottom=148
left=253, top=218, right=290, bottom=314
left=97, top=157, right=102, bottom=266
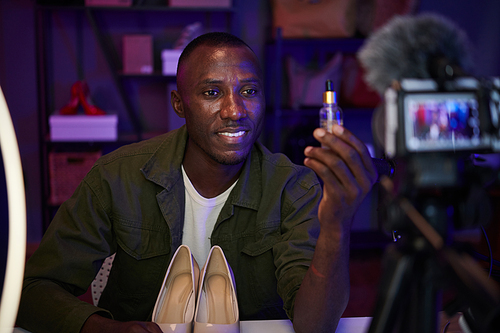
left=367, top=179, right=500, bottom=333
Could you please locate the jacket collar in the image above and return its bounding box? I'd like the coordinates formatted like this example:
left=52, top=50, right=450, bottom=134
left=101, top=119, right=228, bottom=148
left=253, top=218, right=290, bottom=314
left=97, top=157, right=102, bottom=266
left=141, top=125, right=262, bottom=211
left=228, top=143, right=262, bottom=211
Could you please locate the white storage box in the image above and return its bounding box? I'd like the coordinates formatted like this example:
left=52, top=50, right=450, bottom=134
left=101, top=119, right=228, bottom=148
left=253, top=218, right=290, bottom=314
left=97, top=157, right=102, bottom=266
left=169, top=0, right=231, bottom=7
left=49, top=114, right=118, bottom=142
left=162, top=49, right=182, bottom=76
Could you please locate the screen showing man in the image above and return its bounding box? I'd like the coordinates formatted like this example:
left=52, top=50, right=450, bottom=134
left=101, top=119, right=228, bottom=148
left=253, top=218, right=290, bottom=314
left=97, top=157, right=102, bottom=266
left=404, top=92, right=488, bottom=152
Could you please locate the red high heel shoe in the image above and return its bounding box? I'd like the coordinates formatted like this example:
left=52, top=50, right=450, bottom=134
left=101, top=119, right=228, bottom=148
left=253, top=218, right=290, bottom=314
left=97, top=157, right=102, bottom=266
left=59, top=81, right=106, bottom=116
left=59, top=81, right=81, bottom=115
left=79, top=80, right=106, bottom=116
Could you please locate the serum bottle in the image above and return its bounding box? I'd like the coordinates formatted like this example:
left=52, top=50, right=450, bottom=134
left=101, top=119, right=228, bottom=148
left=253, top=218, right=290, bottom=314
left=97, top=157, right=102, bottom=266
left=319, top=79, right=343, bottom=133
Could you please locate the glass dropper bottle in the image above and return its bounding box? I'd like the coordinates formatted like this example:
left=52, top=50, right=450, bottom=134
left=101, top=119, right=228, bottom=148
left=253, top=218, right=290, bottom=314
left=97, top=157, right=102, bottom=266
left=319, top=79, right=343, bottom=134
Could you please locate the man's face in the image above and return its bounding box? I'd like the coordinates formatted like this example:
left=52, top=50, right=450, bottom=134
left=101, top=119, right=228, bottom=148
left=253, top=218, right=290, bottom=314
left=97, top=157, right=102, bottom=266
left=174, top=45, right=265, bottom=166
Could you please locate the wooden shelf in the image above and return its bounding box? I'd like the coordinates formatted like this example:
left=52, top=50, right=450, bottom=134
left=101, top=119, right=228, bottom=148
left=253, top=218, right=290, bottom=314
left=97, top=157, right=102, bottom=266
left=36, top=4, right=236, bottom=13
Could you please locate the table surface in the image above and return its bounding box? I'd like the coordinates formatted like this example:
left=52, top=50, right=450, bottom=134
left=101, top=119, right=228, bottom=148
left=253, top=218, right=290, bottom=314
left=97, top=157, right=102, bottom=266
left=13, top=314, right=469, bottom=333
left=13, top=317, right=372, bottom=333
left=239, top=317, right=372, bottom=333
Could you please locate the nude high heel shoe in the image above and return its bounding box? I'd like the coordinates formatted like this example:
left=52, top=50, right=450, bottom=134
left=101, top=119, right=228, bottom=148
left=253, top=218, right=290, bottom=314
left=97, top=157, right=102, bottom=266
left=194, top=245, right=239, bottom=333
left=153, top=245, right=200, bottom=333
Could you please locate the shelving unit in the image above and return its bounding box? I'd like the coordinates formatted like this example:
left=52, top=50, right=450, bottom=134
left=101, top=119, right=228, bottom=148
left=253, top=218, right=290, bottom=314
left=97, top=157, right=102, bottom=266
left=35, top=2, right=239, bottom=231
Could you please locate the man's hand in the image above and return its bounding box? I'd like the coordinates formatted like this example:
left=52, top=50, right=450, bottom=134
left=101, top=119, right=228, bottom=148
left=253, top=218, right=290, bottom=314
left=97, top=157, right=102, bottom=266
left=304, top=125, right=378, bottom=231
left=81, top=314, right=163, bottom=333
left=294, top=125, right=378, bottom=333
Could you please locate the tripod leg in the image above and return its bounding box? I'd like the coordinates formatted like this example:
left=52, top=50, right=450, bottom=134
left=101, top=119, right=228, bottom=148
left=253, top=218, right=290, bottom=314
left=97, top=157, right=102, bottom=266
left=368, top=244, right=415, bottom=333
left=415, top=258, right=440, bottom=332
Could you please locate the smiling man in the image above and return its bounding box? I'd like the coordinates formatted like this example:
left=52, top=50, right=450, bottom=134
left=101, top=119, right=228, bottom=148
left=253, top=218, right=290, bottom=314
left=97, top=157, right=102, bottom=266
left=17, top=32, right=377, bottom=333
left=173, top=39, right=265, bottom=197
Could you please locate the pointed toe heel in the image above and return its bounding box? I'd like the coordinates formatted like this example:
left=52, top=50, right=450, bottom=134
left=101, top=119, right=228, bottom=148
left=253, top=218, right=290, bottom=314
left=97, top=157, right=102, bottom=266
left=194, top=245, right=239, bottom=333
left=153, top=245, right=200, bottom=333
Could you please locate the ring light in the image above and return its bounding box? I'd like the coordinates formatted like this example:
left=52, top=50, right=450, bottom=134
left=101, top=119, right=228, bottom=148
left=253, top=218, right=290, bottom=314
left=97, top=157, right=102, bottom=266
left=0, top=86, right=27, bottom=333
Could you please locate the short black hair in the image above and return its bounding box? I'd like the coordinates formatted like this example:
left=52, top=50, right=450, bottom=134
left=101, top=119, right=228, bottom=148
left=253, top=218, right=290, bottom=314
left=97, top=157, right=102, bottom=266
left=177, top=32, right=253, bottom=75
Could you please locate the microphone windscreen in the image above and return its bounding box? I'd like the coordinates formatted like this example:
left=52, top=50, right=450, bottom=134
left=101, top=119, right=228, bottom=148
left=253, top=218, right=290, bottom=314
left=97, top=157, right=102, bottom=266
left=357, top=13, right=474, bottom=95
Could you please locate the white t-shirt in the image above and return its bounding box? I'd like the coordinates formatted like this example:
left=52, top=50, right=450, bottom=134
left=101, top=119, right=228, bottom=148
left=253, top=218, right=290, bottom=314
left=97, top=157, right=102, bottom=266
left=181, top=165, right=237, bottom=266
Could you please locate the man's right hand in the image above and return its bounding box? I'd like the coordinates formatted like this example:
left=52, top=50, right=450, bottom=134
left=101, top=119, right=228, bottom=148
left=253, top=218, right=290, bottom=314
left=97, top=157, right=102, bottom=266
left=81, top=314, right=163, bottom=333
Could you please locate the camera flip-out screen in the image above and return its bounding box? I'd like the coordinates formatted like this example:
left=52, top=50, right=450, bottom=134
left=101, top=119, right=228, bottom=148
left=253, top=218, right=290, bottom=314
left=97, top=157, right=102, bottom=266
left=404, top=92, right=491, bottom=152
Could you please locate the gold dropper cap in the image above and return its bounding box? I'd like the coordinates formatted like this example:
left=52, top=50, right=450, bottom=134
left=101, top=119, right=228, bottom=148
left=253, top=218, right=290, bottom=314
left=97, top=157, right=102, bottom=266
left=323, top=79, right=336, bottom=104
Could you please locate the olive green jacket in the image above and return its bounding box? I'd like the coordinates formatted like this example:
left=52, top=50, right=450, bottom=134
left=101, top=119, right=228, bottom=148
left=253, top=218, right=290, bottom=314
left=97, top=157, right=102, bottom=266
left=17, top=126, right=321, bottom=333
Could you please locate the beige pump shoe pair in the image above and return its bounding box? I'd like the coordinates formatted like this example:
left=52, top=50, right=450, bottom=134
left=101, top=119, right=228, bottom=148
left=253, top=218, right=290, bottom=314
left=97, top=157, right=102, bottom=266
left=152, top=245, right=240, bottom=333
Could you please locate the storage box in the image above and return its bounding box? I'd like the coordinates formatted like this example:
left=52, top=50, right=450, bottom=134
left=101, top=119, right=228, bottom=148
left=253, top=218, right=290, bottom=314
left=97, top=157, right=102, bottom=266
left=272, top=0, right=356, bottom=38
left=123, top=35, right=153, bottom=74
left=49, top=151, right=102, bottom=205
left=161, top=49, right=182, bottom=76
left=49, top=115, right=118, bottom=142
left=85, top=0, right=132, bottom=6
left=169, top=0, right=231, bottom=7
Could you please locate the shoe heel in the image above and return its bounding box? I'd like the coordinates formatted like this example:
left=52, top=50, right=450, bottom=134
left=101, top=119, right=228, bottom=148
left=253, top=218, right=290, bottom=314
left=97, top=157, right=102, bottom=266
left=79, top=80, right=106, bottom=116
left=59, top=81, right=81, bottom=115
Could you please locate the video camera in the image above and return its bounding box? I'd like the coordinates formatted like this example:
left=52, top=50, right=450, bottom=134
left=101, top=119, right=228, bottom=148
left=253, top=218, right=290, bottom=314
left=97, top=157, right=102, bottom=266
left=383, top=76, right=500, bottom=188
left=357, top=14, right=500, bottom=333
left=370, top=76, right=500, bottom=333
left=385, top=76, right=500, bottom=157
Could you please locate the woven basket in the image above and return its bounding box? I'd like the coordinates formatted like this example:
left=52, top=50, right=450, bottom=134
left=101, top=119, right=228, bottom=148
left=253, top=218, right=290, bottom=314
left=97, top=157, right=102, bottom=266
left=49, top=151, right=101, bottom=205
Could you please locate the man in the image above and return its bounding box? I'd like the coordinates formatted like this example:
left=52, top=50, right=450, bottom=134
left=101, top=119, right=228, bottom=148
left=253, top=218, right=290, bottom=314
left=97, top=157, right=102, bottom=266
left=17, top=32, right=377, bottom=333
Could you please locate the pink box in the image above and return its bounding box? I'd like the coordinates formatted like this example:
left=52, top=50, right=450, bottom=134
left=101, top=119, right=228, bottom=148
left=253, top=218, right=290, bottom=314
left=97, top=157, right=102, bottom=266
left=123, top=35, right=153, bottom=74
left=169, top=0, right=231, bottom=7
left=49, top=151, right=102, bottom=205
left=85, top=0, right=132, bottom=6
